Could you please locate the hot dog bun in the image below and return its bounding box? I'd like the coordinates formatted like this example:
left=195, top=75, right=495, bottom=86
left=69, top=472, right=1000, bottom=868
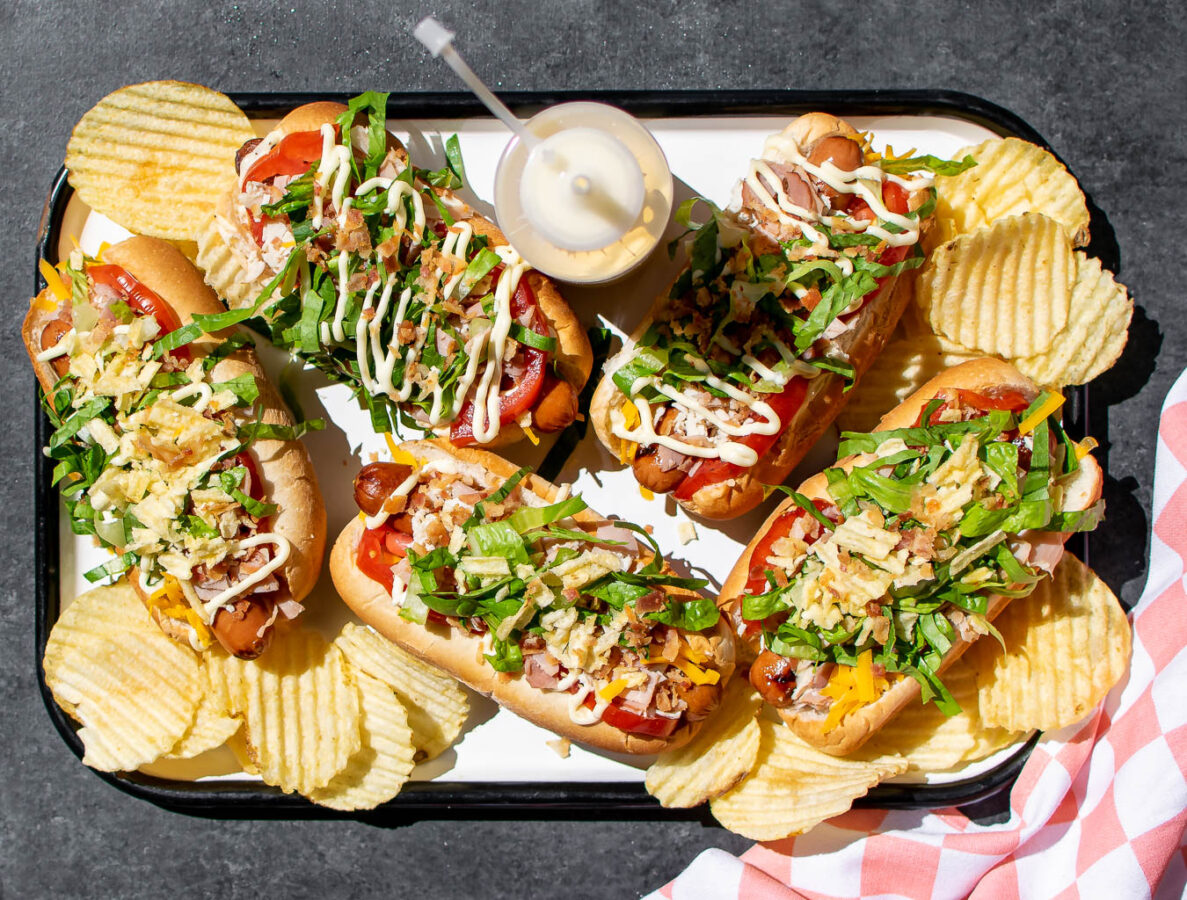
left=25, top=236, right=326, bottom=655
left=213, top=102, right=592, bottom=449
left=330, top=440, right=736, bottom=755
left=720, top=358, right=1103, bottom=756
left=590, top=112, right=920, bottom=520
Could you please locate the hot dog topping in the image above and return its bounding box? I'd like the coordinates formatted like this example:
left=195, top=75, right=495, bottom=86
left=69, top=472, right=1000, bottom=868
left=37, top=251, right=315, bottom=646
left=352, top=451, right=729, bottom=736
left=218, top=92, right=570, bottom=444
left=605, top=133, right=974, bottom=493
left=733, top=388, right=1102, bottom=724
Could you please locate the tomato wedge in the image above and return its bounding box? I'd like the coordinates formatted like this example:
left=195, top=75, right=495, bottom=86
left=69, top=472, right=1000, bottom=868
left=583, top=693, right=680, bottom=738
left=672, top=376, right=809, bottom=501
left=450, top=276, right=550, bottom=446
left=356, top=525, right=401, bottom=593
left=243, top=129, right=329, bottom=185
left=914, top=388, right=1033, bottom=427
left=87, top=263, right=191, bottom=365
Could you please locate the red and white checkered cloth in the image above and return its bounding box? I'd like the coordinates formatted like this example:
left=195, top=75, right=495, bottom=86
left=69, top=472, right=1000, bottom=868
left=647, top=374, right=1187, bottom=900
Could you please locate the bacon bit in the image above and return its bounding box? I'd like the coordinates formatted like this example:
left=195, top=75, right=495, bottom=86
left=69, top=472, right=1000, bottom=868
left=346, top=270, right=372, bottom=293
left=335, top=208, right=373, bottom=255
left=396, top=320, right=417, bottom=345
left=634, top=590, right=666, bottom=615
left=661, top=627, right=680, bottom=662
left=801, top=287, right=823, bottom=311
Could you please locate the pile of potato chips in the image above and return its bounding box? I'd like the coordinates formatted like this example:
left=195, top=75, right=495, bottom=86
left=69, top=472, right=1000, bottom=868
left=840, top=137, right=1134, bottom=433
left=44, top=584, right=469, bottom=811
left=645, top=555, right=1131, bottom=840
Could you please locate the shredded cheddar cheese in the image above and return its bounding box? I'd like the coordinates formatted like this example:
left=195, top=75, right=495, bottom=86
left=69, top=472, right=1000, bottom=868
left=38, top=259, right=69, bottom=302
left=820, top=653, right=890, bottom=732
left=639, top=485, right=655, bottom=501
left=672, top=657, right=720, bottom=686
left=522, top=425, right=540, bottom=446
left=1018, top=392, right=1064, bottom=436
left=618, top=401, right=640, bottom=465
left=597, top=678, right=630, bottom=702
left=1075, top=436, right=1099, bottom=460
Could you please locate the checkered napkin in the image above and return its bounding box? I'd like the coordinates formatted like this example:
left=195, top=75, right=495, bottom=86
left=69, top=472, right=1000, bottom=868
left=646, top=374, right=1187, bottom=900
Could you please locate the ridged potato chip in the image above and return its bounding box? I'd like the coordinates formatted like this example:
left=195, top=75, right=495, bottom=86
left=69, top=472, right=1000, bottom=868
left=933, top=137, right=1090, bottom=247
left=43, top=581, right=202, bottom=772
left=967, top=554, right=1131, bottom=732
left=1014, top=253, right=1133, bottom=387
left=208, top=628, right=363, bottom=795
left=194, top=209, right=271, bottom=309
left=709, top=718, right=907, bottom=841
left=838, top=325, right=980, bottom=433
left=917, top=213, right=1075, bottom=359
left=335, top=622, right=470, bottom=762
left=165, top=660, right=241, bottom=759
left=65, top=81, right=255, bottom=241
left=311, top=672, right=416, bottom=811
left=645, top=678, right=763, bottom=808
left=858, top=658, right=1022, bottom=772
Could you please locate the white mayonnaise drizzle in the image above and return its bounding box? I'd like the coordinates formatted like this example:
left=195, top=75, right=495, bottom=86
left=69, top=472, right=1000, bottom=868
left=199, top=532, right=292, bottom=621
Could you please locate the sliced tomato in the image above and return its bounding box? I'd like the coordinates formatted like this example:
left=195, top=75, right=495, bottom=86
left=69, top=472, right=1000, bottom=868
left=357, top=525, right=400, bottom=593
left=672, top=376, right=809, bottom=501
left=913, top=387, right=1034, bottom=427
left=583, top=694, right=680, bottom=738
left=450, top=276, right=549, bottom=446
left=88, top=264, right=182, bottom=334
left=953, top=388, right=1033, bottom=413
left=87, top=263, right=191, bottom=364
left=243, top=129, right=329, bottom=186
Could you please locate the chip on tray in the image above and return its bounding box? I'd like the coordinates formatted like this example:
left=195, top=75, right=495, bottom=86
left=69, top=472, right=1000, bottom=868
left=334, top=622, right=470, bottom=762
left=857, top=657, right=1023, bottom=772
left=64, top=81, right=255, bottom=241
left=311, top=671, right=417, bottom=811
left=164, top=658, right=241, bottom=760
left=645, top=678, right=763, bottom=808
left=932, top=137, right=1091, bottom=248
left=43, top=581, right=203, bottom=772
left=916, top=213, right=1075, bottom=359
left=709, top=718, right=907, bottom=841
left=207, top=628, right=363, bottom=796
left=1014, top=253, right=1134, bottom=387
left=966, top=554, right=1132, bottom=732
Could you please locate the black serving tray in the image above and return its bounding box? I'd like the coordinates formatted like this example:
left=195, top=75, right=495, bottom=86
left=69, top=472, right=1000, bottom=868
left=34, top=89, right=1104, bottom=821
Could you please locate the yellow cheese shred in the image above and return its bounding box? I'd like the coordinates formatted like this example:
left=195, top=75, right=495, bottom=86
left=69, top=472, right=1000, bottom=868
left=597, top=678, right=630, bottom=702
left=618, top=401, right=640, bottom=465
left=672, top=657, right=720, bottom=686
left=522, top=425, right=540, bottom=446
left=855, top=649, right=876, bottom=702
left=1075, top=436, right=1099, bottom=460
left=38, top=259, right=69, bottom=302
left=820, top=655, right=890, bottom=732
left=639, top=485, right=655, bottom=501
left=1017, top=392, right=1065, bottom=436
left=384, top=432, right=419, bottom=466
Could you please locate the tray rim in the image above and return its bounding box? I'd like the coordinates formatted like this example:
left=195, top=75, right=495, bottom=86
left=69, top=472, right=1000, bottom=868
left=33, top=87, right=1091, bottom=821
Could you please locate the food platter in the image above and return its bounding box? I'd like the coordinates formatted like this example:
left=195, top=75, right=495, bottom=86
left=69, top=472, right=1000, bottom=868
left=34, top=89, right=1103, bottom=819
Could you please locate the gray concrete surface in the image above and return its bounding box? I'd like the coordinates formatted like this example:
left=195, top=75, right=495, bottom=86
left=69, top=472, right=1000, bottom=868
left=1, top=1, right=1183, bottom=897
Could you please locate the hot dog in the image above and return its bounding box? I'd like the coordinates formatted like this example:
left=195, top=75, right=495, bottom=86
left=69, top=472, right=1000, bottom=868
left=718, top=358, right=1104, bottom=755
left=329, top=440, right=736, bottom=754
left=590, top=113, right=968, bottom=519
left=200, top=95, right=593, bottom=448
left=25, top=236, right=326, bottom=659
